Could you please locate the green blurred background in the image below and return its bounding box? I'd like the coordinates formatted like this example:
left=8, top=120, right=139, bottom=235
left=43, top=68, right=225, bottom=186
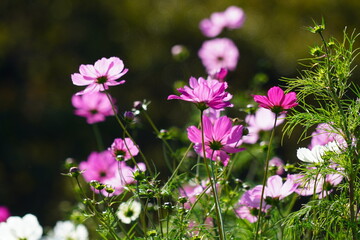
left=1, top=0, right=359, bottom=227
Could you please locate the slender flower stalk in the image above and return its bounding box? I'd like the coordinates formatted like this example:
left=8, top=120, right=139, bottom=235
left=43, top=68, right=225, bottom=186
left=103, top=88, right=153, bottom=175
left=255, top=114, right=278, bottom=239
left=200, top=110, right=226, bottom=240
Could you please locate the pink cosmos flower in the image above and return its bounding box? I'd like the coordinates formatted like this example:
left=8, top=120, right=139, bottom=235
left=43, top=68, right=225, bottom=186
left=71, top=92, right=115, bottom=124
left=198, top=38, right=239, bottom=73
left=187, top=115, right=244, bottom=166
left=109, top=138, right=139, bottom=161
left=79, top=150, right=117, bottom=183
left=223, top=6, right=246, bottom=29
left=318, top=173, right=344, bottom=199
left=71, top=57, right=128, bottom=95
left=242, top=108, right=285, bottom=144
left=199, top=6, right=245, bottom=37
left=252, top=86, right=298, bottom=114
left=265, top=175, right=298, bottom=200
left=234, top=185, right=270, bottom=223
left=167, top=76, right=233, bottom=110
left=0, top=206, right=10, bottom=222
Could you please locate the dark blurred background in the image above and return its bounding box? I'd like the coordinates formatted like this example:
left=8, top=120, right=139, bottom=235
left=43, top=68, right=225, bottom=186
left=1, top=0, right=359, bottom=227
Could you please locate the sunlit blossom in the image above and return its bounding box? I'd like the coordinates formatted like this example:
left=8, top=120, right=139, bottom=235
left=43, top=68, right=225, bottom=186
left=198, top=38, right=239, bottom=73
left=71, top=57, right=128, bottom=95
left=109, top=138, right=139, bottom=161
left=0, top=214, right=43, bottom=240
left=234, top=185, right=270, bottom=223
left=116, top=200, right=142, bottom=224
left=168, top=76, right=233, bottom=110
left=187, top=115, right=244, bottom=166
left=252, top=86, right=298, bottom=114
left=71, top=92, right=115, bottom=124
left=79, top=150, right=117, bottom=183
left=265, top=175, right=298, bottom=200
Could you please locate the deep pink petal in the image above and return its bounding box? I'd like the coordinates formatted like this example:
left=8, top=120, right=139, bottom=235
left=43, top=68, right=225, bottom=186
left=187, top=126, right=202, bottom=144
left=267, top=87, right=285, bottom=106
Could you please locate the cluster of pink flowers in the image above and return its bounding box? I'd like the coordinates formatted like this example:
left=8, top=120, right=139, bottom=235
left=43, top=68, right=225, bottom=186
left=199, top=6, right=245, bottom=38
left=71, top=57, right=128, bottom=124
left=70, top=57, right=147, bottom=195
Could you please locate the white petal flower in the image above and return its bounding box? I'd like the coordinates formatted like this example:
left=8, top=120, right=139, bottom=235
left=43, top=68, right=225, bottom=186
left=44, top=221, right=88, bottom=240
left=116, top=200, right=141, bottom=224
left=296, top=145, right=325, bottom=163
left=0, top=213, right=43, bottom=240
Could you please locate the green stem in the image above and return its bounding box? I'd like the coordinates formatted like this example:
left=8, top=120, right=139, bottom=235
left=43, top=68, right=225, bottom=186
left=103, top=88, right=153, bottom=175
left=255, top=113, right=278, bottom=239
left=200, top=110, right=226, bottom=240
left=92, top=123, right=104, bottom=151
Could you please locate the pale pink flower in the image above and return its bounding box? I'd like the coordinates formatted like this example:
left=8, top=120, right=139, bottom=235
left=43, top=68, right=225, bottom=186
left=167, top=76, right=233, bottom=110
left=187, top=115, right=244, bottom=166
left=71, top=57, right=128, bottom=95
left=223, top=6, right=246, bottom=29
left=71, top=92, right=114, bottom=124
left=265, top=175, right=298, bottom=200
left=199, top=6, right=245, bottom=37
left=252, top=86, right=298, bottom=114
left=109, top=138, right=139, bottom=161
left=234, top=185, right=270, bottom=223
left=199, top=13, right=227, bottom=38
left=242, top=108, right=285, bottom=144
left=79, top=151, right=117, bottom=183
left=198, top=38, right=239, bottom=73
left=318, top=173, right=344, bottom=199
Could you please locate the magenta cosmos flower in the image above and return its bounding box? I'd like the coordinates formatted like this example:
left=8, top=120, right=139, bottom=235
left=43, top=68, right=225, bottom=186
left=71, top=57, right=128, bottom=95
left=0, top=206, right=10, bottom=222
left=71, top=92, right=115, bottom=124
left=109, top=138, right=139, bottom=161
left=167, top=76, right=233, bottom=110
left=79, top=150, right=117, bottom=183
left=198, top=38, right=239, bottom=73
left=252, top=86, right=298, bottom=114
left=187, top=115, right=244, bottom=166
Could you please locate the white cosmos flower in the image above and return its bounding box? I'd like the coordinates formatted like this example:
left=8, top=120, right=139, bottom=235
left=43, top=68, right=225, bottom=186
left=297, top=145, right=325, bottom=163
left=44, top=221, right=88, bottom=240
left=116, top=200, right=141, bottom=224
left=0, top=213, right=43, bottom=240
